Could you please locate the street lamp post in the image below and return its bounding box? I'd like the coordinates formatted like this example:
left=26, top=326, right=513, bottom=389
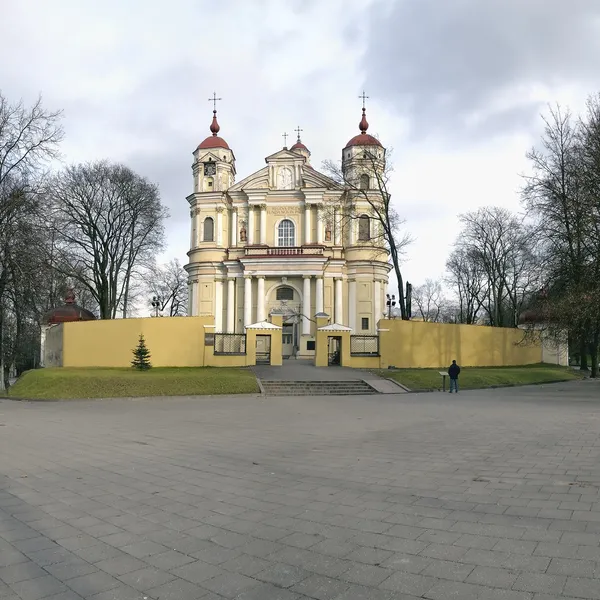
left=386, top=294, right=396, bottom=319
left=151, top=296, right=161, bottom=318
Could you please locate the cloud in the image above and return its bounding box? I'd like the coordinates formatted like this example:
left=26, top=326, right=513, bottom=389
left=2, top=0, right=599, bottom=303
left=364, top=0, right=600, bottom=142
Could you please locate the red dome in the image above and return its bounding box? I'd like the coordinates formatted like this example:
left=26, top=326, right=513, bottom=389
left=196, top=136, right=230, bottom=150
left=345, top=133, right=382, bottom=148
left=44, top=290, right=96, bottom=325
left=291, top=141, right=308, bottom=151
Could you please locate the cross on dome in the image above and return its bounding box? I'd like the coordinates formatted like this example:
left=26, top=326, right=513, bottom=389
left=359, top=90, right=369, bottom=109
left=294, top=125, right=303, bottom=142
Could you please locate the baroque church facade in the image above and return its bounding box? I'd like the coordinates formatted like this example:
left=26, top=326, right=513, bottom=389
left=185, top=102, right=391, bottom=359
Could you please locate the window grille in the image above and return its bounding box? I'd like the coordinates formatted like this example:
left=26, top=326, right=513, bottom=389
left=350, top=335, right=379, bottom=356
left=214, top=333, right=246, bottom=355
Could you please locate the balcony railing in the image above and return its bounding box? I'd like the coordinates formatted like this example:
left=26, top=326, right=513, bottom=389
left=244, top=246, right=324, bottom=257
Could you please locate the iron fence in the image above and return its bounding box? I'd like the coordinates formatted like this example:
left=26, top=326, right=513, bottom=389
left=350, top=335, right=379, bottom=356
left=214, top=333, right=246, bottom=355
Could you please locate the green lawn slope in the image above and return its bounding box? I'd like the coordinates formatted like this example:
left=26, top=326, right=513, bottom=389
left=376, top=364, right=584, bottom=392
left=7, top=367, right=259, bottom=399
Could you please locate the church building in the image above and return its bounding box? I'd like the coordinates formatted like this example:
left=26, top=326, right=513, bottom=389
left=185, top=100, right=391, bottom=359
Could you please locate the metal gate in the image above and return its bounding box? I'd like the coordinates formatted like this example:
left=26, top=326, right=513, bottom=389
left=328, top=336, right=341, bottom=366
left=255, top=335, right=271, bottom=365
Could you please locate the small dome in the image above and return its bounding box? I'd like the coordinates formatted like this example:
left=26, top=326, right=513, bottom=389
left=44, top=290, right=96, bottom=325
left=196, top=109, right=230, bottom=151
left=290, top=140, right=308, bottom=152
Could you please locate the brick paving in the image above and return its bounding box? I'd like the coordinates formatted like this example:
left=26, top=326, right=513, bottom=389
left=1, top=380, right=600, bottom=599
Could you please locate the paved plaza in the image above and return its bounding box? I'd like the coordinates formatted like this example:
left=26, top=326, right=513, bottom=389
left=1, top=382, right=600, bottom=599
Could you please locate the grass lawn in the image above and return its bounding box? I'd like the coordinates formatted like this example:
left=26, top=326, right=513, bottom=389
left=375, top=364, right=584, bottom=392
left=6, top=367, right=260, bottom=400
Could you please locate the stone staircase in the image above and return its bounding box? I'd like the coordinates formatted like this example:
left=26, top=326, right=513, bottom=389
left=259, top=379, right=379, bottom=396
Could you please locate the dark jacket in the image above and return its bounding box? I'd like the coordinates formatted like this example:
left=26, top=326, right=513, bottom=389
left=448, top=363, right=461, bottom=379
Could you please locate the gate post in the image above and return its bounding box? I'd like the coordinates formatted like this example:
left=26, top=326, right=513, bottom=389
left=314, top=313, right=330, bottom=367
left=269, top=314, right=283, bottom=366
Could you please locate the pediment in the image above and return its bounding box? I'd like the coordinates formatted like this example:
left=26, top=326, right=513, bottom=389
left=229, top=166, right=269, bottom=192
left=265, top=149, right=303, bottom=162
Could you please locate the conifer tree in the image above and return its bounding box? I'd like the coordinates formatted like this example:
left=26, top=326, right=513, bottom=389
left=131, top=334, right=152, bottom=370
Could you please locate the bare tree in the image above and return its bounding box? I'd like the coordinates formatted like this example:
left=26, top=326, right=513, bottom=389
left=453, top=207, right=539, bottom=328
left=49, top=161, right=168, bottom=319
left=0, top=93, right=63, bottom=390
left=521, top=103, right=593, bottom=370
left=146, top=259, right=188, bottom=317
left=413, top=279, right=445, bottom=322
left=445, top=246, right=485, bottom=324
left=322, top=147, right=413, bottom=319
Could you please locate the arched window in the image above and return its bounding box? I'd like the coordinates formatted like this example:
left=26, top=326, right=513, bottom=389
left=277, top=219, right=295, bottom=247
left=358, top=215, right=370, bottom=241
left=276, top=287, right=294, bottom=301
left=203, top=217, right=214, bottom=242
left=360, top=174, right=370, bottom=190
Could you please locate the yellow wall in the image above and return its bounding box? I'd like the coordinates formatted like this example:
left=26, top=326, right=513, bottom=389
left=378, top=320, right=542, bottom=368
left=55, top=314, right=545, bottom=371
left=62, top=316, right=213, bottom=368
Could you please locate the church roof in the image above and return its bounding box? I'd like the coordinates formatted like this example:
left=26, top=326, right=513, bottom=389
left=196, top=109, right=231, bottom=151
left=345, top=107, right=382, bottom=148
left=44, top=290, right=96, bottom=325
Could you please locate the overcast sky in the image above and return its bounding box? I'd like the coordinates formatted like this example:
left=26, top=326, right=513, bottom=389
left=2, top=0, right=600, bottom=295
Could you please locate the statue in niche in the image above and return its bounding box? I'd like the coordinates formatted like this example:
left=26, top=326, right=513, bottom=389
left=239, top=220, right=247, bottom=242
left=278, top=167, right=293, bottom=190
left=325, top=221, right=332, bottom=242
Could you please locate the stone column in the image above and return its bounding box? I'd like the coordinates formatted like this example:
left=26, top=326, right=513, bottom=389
left=216, top=207, right=223, bottom=246
left=215, top=279, right=223, bottom=331
left=257, top=277, right=266, bottom=322
left=334, top=207, right=341, bottom=246
left=316, top=203, right=323, bottom=244
left=373, top=279, right=381, bottom=331
left=231, top=208, right=238, bottom=247
left=348, top=279, right=356, bottom=332
left=226, top=278, right=235, bottom=332
left=303, top=276, right=311, bottom=335
left=304, top=203, right=311, bottom=244
left=248, top=206, right=255, bottom=245
left=259, top=204, right=267, bottom=245
left=244, top=275, right=252, bottom=327
left=315, top=277, right=324, bottom=314
left=335, top=278, right=343, bottom=324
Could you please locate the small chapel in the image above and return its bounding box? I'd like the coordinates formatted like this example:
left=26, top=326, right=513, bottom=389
left=185, top=98, right=391, bottom=360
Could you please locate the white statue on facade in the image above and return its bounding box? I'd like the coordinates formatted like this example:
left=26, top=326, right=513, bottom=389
left=278, top=167, right=293, bottom=190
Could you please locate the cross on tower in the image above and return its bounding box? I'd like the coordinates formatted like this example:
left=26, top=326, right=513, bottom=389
left=282, top=131, right=289, bottom=147
left=208, top=92, right=222, bottom=111
left=359, top=90, right=369, bottom=109
left=294, top=125, right=303, bottom=141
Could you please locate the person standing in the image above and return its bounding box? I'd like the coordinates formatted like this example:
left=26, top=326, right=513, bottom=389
left=448, top=360, right=460, bottom=393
